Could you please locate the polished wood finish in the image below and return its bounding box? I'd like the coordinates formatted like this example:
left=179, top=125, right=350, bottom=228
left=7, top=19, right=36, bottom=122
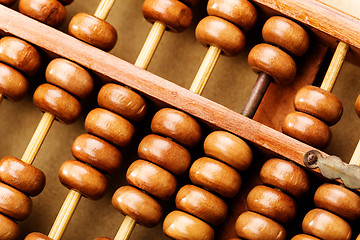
left=0, top=62, right=28, bottom=101
left=356, top=94, right=360, bottom=117
left=25, top=232, right=53, bottom=240
left=0, top=213, right=20, bottom=240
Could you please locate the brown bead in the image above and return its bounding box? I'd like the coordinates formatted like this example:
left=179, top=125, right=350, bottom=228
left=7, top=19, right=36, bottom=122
left=196, top=16, right=246, bottom=56
left=112, top=186, right=163, bottom=227
left=246, top=185, right=297, bottom=224
left=25, top=233, right=53, bottom=240
left=163, top=210, right=214, bottom=240
left=207, top=0, right=257, bottom=31
left=142, top=0, right=192, bottom=32
left=85, top=108, right=135, bottom=147
left=33, top=83, right=82, bottom=124
left=235, top=211, right=286, bottom=240
left=282, top=111, right=332, bottom=149
left=248, top=43, right=296, bottom=84
left=46, top=58, right=94, bottom=99
left=203, top=131, right=252, bottom=171
left=302, top=208, right=351, bottom=240
left=0, top=62, right=28, bottom=101
left=72, top=134, right=122, bottom=174
left=189, top=157, right=241, bottom=198
left=355, top=94, right=360, bottom=117
left=262, top=16, right=309, bottom=56
left=59, top=160, right=108, bottom=200
left=0, top=36, right=41, bottom=76
left=260, top=158, right=310, bottom=198
left=0, top=0, right=17, bottom=6
left=151, top=108, right=201, bottom=148
left=291, top=234, right=320, bottom=240
left=176, top=185, right=228, bottom=226
left=0, top=182, right=32, bottom=221
left=97, top=83, right=147, bottom=122
left=19, top=0, right=66, bottom=28
left=294, top=85, right=343, bottom=125
left=314, top=183, right=360, bottom=220
left=0, top=156, right=45, bottom=197
left=138, top=134, right=191, bottom=175
left=68, top=13, right=117, bottom=51
left=126, top=160, right=177, bottom=201
left=0, top=213, right=20, bottom=240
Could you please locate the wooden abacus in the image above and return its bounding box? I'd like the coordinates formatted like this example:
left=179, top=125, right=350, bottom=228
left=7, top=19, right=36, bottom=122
left=0, top=0, right=360, bottom=239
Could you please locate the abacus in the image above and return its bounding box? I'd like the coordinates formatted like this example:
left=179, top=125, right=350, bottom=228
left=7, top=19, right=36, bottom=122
left=0, top=0, right=360, bottom=239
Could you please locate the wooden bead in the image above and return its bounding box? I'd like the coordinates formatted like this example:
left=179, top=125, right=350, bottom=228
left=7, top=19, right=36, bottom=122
left=302, top=209, right=351, bottom=240
left=151, top=108, right=201, bottom=148
left=0, top=182, right=32, bottom=221
left=18, top=0, right=66, bottom=28
left=248, top=43, right=296, bottom=84
left=126, top=160, right=177, bottom=201
left=163, top=210, right=214, bottom=240
left=294, top=85, right=343, bottom=125
left=59, top=160, right=108, bottom=200
left=25, top=233, right=53, bottom=240
left=0, top=213, right=20, bottom=240
left=68, top=13, right=117, bottom=51
left=0, top=62, right=28, bottom=101
left=175, top=185, right=228, bottom=226
left=196, top=16, right=246, bottom=56
left=260, top=158, right=310, bottom=198
left=72, top=133, right=122, bottom=174
left=112, top=186, right=163, bottom=227
left=138, top=134, right=191, bottom=175
left=33, top=83, right=82, bottom=124
left=292, top=234, right=320, bottom=240
left=314, top=183, right=360, bottom=220
left=355, top=94, right=360, bottom=117
left=282, top=111, right=332, bottom=149
left=235, top=211, right=286, bottom=240
left=207, top=0, right=257, bottom=31
left=0, top=0, right=17, bottom=6
left=262, top=16, right=309, bottom=56
left=85, top=108, right=135, bottom=147
left=189, top=157, right=241, bottom=198
left=142, top=0, right=192, bottom=32
left=97, top=83, right=147, bottom=122
left=246, top=185, right=297, bottom=224
left=0, top=36, right=41, bottom=76
left=203, top=131, right=252, bottom=171
left=0, top=156, right=45, bottom=197
left=46, top=58, right=94, bottom=99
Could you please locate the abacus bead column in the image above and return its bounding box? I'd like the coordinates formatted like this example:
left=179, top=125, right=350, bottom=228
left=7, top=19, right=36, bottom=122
left=138, top=134, right=191, bottom=175
left=142, top=0, right=192, bottom=32
left=97, top=83, right=147, bottom=122
left=0, top=36, right=41, bottom=76
left=189, top=157, right=241, bottom=198
left=25, top=232, right=53, bottom=240
left=0, top=213, right=20, bottom=240
left=126, top=160, right=177, bottom=201
left=196, top=16, right=246, bottom=56
left=302, top=209, right=351, bottom=240
left=85, top=108, right=135, bottom=147
left=291, top=234, right=320, bottom=240
left=314, top=183, right=360, bottom=220
left=175, top=185, right=228, bottom=225
left=0, top=182, right=32, bottom=220
left=0, top=156, right=45, bottom=197
left=262, top=16, right=309, bottom=57
left=246, top=185, right=297, bottom=224
left=207, top=0, right=257, bottom=31
left=235, top=211, right=286, bottom=240
left=294, top=85, right=343, bottom=125
left=0, top=62, right=28, bottom=101
left=260, top=158, right=310, bottom=198
left=163, top=211, right=214, bottom=240
left=46, top=58, right=94, bottom=99
left=248, top=43, right=296, bottom=84
left=356, top=94, right=360, bottom=117
left=203, top=131, right=252, bottom=171
left=68, top=13, right=117, bottom=51
left=59, top=160, right=108, bottom=200
left=18, top=0, right=66, bottom=28
left=151, top=108, right=201, bottom=148
left=282, top=112, right=331, bottom=149
left=33, top=83, right=82, bottom=124
left=112, top=186, right=163, bottom=227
